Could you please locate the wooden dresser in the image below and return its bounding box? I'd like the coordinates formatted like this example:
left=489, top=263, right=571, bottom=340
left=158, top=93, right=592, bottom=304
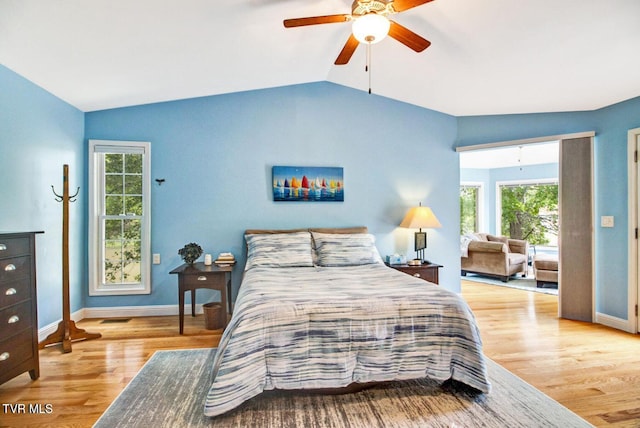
left=0, top=231, right=43, bottom=385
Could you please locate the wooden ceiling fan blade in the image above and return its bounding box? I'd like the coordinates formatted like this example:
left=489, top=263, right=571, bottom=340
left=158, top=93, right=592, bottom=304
left=390, top=0, right=434, bottom=13
left=388, top=20, right=431, bottom=52
left=335, top=34, right=359, bottom=65
left=284, top=14, right=351, bottom=28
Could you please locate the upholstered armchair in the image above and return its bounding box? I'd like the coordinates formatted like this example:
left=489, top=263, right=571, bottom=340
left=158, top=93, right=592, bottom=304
left=461, top=233, right=529, bottom=282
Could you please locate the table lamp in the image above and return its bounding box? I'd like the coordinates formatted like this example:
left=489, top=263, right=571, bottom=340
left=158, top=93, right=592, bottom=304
left=399, top=202, right=442, bottom=264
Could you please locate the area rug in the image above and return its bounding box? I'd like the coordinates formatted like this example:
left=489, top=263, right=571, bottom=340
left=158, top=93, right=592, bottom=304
left=94, top=349, right=591, bottom=428
left=462, top=273, right=558, bottom=296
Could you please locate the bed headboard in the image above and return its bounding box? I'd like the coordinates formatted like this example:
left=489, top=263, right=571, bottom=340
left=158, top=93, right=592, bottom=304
left=244, top=226, right=368, bottom=235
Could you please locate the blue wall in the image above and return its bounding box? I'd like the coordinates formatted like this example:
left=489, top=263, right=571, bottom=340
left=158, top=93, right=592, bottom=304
left=458, top=97, right=640, bottom=320
left=592, top=97, right=640, bottom=319
left=85, top=82, right=461, bottom=306
left=5, top=59, right=640, bottom=327
left=0, top=65, right=85, bottom=328
left=461, top=163, right=559, bottom=235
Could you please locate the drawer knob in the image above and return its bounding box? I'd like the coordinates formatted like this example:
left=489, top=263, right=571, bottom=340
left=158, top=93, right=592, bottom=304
left=197, top=276, right=207, bottom=281
left=4, top=264, right=16, bottom=272
left=0, top=352, right=9, bottom=361
left=8, top=315, right=19, bottom=324
left=413, top=273, right=421, bottom=278
left=0, top=244, right=6, bottom=251
left=5, top=288, right=17, bottom=296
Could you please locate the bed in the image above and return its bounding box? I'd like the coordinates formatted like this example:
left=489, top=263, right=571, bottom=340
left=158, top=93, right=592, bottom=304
left=204, top=227, right=491, bottom=417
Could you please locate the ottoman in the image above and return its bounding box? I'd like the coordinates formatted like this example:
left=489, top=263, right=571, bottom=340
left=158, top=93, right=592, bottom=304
left=533, top=254, right=558, bottom=287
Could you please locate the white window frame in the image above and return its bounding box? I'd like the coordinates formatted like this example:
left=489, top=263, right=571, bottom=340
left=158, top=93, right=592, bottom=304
left=461, top=181, right=485, bottom=233
left=89, top=140, right=151, bottom=296
left=495, top=178, right=558, bottom=238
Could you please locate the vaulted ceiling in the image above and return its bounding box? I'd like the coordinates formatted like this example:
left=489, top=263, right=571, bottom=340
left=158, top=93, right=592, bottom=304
left=2, top=0, right=639, bottom=115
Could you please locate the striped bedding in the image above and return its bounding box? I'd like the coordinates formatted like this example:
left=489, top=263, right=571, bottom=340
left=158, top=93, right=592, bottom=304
left=204, top=263, right=491, bottom=417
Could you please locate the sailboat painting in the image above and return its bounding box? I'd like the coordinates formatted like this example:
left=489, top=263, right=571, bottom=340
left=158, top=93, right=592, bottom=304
left=272, top=166, right=344, bottom=202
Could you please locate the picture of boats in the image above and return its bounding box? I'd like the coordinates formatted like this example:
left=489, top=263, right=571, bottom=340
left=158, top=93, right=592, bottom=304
left=272, top=166, right=344, bottom=202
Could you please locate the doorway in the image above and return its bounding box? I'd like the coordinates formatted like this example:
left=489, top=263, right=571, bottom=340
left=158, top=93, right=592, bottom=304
left=458, top=132, right=595, bottom=321
left=627, top=127, right=640, bottom=333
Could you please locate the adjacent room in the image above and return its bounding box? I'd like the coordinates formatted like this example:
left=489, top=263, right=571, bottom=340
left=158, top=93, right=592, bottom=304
left=2, top=1, right=640, bottom=426
left=460, top=141, right=560, bottom=294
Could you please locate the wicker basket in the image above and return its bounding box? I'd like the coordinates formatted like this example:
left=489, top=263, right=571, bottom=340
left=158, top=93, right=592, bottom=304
left=203, top=302, right=223, bottom=330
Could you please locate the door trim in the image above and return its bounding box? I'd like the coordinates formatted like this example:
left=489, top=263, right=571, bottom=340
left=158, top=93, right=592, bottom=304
left=455, top=131, right=595, bottom=153
left=627, top=127, right=640, bottom=333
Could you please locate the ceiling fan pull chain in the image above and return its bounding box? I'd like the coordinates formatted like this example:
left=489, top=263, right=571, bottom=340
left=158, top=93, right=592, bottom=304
left=367, top=42, right=372, bottom=94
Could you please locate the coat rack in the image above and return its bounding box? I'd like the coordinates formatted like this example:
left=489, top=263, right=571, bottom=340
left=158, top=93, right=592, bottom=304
left=39, top=164, right=101, bottom=353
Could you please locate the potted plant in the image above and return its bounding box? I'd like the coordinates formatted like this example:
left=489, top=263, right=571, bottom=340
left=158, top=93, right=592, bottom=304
left=178, top=242, right=203, bottom=265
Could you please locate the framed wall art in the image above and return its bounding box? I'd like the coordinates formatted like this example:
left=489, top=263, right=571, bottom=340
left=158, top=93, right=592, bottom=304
left=272, top=166, right=344, bottom=202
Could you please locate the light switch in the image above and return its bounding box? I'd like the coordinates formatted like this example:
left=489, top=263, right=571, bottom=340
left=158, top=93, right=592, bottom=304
left=601, top=216, right=614, bottom=228
left=153, top=253, right=161, bottom=264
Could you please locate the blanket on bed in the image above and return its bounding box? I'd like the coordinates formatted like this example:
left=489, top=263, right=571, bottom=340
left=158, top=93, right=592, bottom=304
left=204, top=263, right=490, bottom=417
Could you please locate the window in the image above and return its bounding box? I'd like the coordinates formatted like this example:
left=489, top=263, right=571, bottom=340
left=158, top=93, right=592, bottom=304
left=89, top=140, right=151, bottom=295
left=460, top=183, right=483, bottom=234
left=497, top=180, right=558, bottom=246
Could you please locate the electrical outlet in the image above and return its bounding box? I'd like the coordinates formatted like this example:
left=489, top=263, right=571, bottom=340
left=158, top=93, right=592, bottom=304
left=601, top=216, right=614, bottom=228
left=153, top=253, right=161, bottom=264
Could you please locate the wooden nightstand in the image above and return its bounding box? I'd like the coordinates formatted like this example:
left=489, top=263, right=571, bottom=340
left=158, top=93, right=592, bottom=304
left=169, top=262, right=233, bottom=334
left=386, top=262, right=442, bottom=284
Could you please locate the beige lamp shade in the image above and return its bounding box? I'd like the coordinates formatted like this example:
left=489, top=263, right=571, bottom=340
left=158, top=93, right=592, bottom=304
left=399, top=205, right=442, bottom=230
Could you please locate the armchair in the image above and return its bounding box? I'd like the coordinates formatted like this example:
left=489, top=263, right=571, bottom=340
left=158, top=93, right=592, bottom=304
left=461, top=233, right=529, bottom=282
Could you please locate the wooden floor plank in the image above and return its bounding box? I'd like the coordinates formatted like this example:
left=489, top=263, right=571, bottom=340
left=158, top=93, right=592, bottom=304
left=0, top=281, right=639, bottom=427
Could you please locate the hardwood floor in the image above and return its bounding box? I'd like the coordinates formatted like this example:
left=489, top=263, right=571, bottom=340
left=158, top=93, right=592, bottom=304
left=0, top=315, right=222, bottom=427
left=0, top=281, right=638, bottom=427
left=463, top=280, right=640, bottom=428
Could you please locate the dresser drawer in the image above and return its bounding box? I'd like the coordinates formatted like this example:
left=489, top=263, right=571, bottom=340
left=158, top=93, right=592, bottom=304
left=0, top=256, right=31, bottom=283
left=182, top=272, right=225, bottom=289
left=0, top=300, right=32, bottom=335
left=0, top=237, right=30, bottom=259
left=0, top=328, right=34, bottom=373
left=0, top=276, right=31, bottom=308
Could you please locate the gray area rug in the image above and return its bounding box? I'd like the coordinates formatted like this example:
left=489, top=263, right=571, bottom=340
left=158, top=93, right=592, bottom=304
left=94, top=349, right=591, bottom=428
left=462, top=273, right=559, bottom=295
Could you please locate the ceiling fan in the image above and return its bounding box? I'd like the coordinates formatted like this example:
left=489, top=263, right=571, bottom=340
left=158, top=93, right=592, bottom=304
left=283, top=0, right=434, bottom=65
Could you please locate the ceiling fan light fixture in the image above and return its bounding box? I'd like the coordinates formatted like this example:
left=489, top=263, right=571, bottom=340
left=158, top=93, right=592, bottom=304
left=352, top=13, right=390, bottom=44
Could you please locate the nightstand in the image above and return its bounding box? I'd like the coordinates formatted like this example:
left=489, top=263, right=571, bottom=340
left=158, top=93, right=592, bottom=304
left=386, top=262, right=442, bottom=284
left=169, top=262, right=233, bottom=334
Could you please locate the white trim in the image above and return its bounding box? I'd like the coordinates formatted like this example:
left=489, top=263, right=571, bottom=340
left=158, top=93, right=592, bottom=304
left=37, top=305, right=206, bottom=341
left=455, top=131, right=595, bottom=153
left=494, top=178, right=559, bottom=237
left=88, top=139, right=152, bottom=296
left=82, top=304, right=206, bottom=319
left=460, top=181, right=485, bottom=232
left=595, top=311, right=632, bottom=333
left=627, top=127, right=640, bottom=333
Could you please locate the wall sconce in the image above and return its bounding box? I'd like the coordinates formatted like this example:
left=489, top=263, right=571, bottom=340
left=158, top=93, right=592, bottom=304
left=399, top=202, right=442, bottom=264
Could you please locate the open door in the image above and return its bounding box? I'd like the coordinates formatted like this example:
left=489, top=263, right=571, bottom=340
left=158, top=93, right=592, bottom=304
left=558, top=136, right=594, bottom=322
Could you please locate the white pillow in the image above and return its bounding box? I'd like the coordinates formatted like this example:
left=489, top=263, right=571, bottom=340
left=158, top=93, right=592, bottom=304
left=312, top=232, right=382, bottom=266
left=245, top=232, right=314, bottom=270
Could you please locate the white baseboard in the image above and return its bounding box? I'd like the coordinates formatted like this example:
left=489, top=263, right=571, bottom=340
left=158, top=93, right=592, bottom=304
left=38, top=304, right=204, bottom=342
left=595, top=311, right=634, bottom=333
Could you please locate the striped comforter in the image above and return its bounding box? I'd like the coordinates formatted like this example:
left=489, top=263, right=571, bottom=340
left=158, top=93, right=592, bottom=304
left=204, top=263, right=491, bottom=417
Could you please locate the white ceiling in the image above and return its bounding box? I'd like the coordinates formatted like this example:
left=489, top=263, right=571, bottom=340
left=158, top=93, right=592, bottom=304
left=1, top=0, right=639, bottom=115
left=459, top=141, right=559, bottom=169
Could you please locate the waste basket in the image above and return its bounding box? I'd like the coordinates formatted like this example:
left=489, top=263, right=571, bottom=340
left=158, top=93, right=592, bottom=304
left=203, top=302, right=222, bottom=330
